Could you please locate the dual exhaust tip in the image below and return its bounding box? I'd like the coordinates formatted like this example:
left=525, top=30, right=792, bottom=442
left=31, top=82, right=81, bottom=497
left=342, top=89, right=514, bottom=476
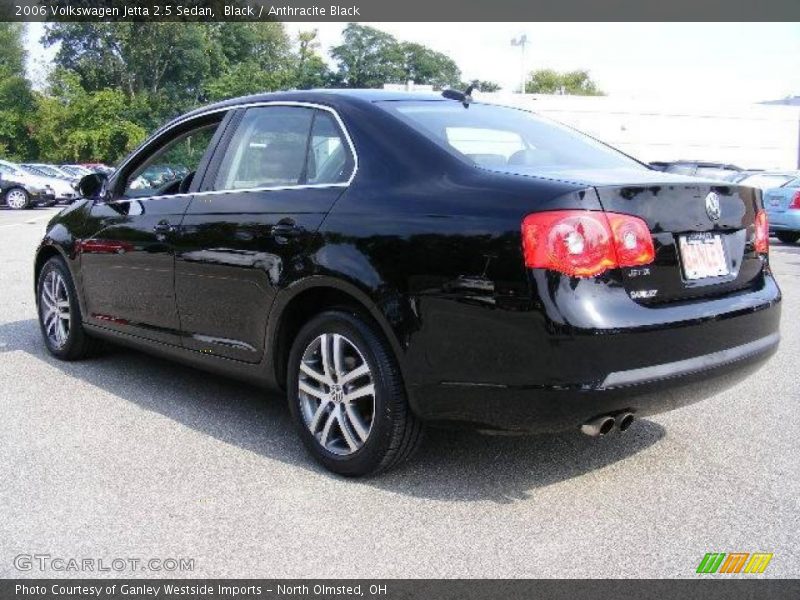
left=581, top=412, right=635, bottom=437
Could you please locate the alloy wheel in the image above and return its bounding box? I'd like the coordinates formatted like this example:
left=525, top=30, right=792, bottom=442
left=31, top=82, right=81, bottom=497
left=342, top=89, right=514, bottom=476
left=6, top=189, right=28, bottom=209
left=40, top=270, right=71, bottom=349
left=298, top=333, right=375, bottom=456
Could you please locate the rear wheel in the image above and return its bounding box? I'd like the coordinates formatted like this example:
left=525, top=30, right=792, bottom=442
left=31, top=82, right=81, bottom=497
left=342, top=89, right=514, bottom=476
left=776, top=231, right=800, bottom=244
left=5, top=187, right=30, bottom=210
left=37, top=256, right=101, bottom=360
left=287, top=310, right=423, bottom=476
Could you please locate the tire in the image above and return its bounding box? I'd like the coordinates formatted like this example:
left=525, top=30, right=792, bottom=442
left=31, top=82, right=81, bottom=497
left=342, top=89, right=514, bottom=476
left=5, top=187, right=30, bottom=210
left=36, top=256, right=101, bottom=360
left=287, top=310, right=423, bottom=476
left=775, top=231, right=800, bottom=244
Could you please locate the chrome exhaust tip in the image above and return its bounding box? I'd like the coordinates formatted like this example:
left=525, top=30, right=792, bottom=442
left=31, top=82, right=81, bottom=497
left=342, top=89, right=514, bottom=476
left=618, top=413, right=635, bottom=432
left=581, top=415, right=615, bottom=437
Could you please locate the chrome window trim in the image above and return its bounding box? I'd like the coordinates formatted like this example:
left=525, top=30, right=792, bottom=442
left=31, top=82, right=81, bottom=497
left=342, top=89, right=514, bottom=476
left=115, top=100, right=358, bottom=201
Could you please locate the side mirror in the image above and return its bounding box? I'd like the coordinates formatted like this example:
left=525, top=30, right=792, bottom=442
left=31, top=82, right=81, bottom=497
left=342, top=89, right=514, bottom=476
left=78, top=173, right=108, bottom=200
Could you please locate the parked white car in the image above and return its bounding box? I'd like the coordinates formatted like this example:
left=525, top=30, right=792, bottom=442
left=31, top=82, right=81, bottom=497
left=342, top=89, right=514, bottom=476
left=0, top=160, right=79, bottom=204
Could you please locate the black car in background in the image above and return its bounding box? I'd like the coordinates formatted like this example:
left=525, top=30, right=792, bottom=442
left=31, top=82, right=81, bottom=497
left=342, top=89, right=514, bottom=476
left=34, top=91, right=780, bottom=475
left=1, top=173, right=56, bottom=209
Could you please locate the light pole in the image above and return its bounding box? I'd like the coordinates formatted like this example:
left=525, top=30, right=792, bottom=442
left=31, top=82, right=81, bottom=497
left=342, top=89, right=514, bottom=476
left=511, top=34, right=529, bottom=94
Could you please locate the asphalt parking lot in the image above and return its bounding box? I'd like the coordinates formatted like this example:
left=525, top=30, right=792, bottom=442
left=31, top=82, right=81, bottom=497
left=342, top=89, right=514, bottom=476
left=0, top=204, right=798, bottom=579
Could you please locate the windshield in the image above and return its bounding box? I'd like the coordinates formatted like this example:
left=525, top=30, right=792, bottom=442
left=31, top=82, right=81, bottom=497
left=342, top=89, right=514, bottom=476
left=21, top=165, right=48, bottom=178
left=378, top=100, right=645, bottom=173
left=31, top=165, right=64, bottom=178
left=784, top=177, right=800, bottom=188
left=741, top=174, right=796, bottom=189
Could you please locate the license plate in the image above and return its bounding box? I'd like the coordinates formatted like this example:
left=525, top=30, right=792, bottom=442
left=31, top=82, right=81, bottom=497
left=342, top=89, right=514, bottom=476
left=679, top=233, right=729, bottom=280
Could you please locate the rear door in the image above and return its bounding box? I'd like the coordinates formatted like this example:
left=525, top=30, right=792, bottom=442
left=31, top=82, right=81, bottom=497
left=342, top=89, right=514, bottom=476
left=173, top=104, right=355, bottom=362
left=595, top=181, right=763, bottom=304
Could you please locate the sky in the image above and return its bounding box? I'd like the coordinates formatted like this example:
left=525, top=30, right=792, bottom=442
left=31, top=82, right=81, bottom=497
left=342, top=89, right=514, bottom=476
left=24, top=22, right=800, bottom=103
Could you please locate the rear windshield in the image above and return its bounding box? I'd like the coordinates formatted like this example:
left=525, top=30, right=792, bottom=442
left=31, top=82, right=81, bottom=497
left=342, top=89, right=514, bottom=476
left=378, top=100, right=645, bottom=173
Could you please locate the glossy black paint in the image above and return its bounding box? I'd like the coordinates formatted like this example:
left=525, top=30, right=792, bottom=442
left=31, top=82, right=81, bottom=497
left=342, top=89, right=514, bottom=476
left=34, top=90, right=781, bottom=433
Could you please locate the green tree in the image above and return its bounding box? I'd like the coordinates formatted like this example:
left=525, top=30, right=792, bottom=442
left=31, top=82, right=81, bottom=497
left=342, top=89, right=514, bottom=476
left=45, top=23, right=218, bottom=125
left=331, top=24, right=405, bottom=88
left=524, top=69, right=604, bottom=95
left=30, top=70, right=146, bottom=164
left=0, top=23, right=36, bottom=160
left=399, top=42, right=461, bottom=89
left=294, top=29, right=333, bottom=89
left=204, top=23, right=300, bottom=100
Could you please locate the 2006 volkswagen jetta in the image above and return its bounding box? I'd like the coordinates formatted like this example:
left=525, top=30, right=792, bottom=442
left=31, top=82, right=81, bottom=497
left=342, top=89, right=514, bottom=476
left=34, top=90, right=781, bottom=475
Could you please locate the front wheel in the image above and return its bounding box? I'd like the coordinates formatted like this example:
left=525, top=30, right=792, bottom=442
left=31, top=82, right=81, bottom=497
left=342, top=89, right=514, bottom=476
left=776, top=231, right=800, bottom=244
left=287, top=310, right=423, bottom=476
left=5, top=187, right=30, bottom=210
left=37, top=256, right=101, bottom=360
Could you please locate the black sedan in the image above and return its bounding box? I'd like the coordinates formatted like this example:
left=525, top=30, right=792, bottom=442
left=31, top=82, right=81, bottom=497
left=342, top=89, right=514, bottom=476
left=1, top=174, right=56, bottom=209
left=33, top=90, right=781, bottom=476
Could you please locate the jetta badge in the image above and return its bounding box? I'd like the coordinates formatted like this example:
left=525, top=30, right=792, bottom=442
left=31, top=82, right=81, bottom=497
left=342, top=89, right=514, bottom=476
left=705, top=192, right=721, bottom=221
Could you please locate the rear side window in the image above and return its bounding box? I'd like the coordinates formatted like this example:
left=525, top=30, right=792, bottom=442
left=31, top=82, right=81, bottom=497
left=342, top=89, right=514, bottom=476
left=306, top=112, right=353, bottom=185
left=215, top=106, right=353, bottom=190
left=379, top=101, right=645, bottom=173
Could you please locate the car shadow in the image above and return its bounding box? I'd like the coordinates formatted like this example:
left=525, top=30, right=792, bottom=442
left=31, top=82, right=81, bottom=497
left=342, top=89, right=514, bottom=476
left=0, top=318, right=666, bottom=503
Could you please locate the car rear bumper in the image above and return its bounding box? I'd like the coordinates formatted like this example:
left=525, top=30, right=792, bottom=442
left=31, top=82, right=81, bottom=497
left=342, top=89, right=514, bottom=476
left=411, top=272, right=781, bottom=433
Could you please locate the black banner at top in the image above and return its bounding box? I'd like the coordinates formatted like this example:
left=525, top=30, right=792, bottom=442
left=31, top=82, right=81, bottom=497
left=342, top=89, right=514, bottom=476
left=3, top=0, right=800, bottom=21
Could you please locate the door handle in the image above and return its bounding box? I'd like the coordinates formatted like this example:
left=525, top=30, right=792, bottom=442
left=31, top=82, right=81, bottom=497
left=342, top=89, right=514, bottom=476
left=271, top=220, right=303, bottom=240
left=153, top=220, right=179, bottom=234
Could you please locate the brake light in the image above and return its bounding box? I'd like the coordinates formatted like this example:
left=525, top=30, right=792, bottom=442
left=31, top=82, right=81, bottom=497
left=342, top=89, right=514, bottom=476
left=521, top=210, right=655, bottom=277
left=790, top=191, right=800, bottom=210
left=754, top=209, right=769, bottom=254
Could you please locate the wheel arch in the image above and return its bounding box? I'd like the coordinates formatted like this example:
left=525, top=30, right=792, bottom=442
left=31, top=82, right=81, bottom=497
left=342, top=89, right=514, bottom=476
left=266, top=277, right=412, bottom=392
left=33, top=244, right=68, bottom=294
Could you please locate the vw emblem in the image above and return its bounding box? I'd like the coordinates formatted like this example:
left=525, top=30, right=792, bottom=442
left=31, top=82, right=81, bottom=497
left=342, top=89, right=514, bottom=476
left=330, top=384, right=344, bottom=404
left=705, top=192, right=721, bottom=221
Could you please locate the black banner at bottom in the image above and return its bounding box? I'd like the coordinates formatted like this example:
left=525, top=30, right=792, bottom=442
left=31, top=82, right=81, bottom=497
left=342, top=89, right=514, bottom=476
left=2, top=580, right=800, bottom=600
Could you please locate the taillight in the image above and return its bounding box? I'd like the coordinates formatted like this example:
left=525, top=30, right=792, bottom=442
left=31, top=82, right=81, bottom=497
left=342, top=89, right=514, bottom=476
left=790, top=191, right=800, bottom=210
left=521, top=210, right=655, bottom=277
left=754, top=209, right=769, bottom=254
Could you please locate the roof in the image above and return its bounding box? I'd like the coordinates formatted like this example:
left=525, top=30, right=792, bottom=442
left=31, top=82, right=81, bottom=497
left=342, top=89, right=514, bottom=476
left=185, top=88, right=444, bottom=116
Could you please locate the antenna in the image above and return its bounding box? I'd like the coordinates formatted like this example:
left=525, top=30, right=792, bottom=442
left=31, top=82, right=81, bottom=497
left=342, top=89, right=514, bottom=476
left=441, top=81, right=478, bottom=108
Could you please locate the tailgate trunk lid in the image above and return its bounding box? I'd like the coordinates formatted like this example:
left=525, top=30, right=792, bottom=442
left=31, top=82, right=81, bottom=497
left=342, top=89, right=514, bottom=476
left=594, top=177, right=763, bottom=303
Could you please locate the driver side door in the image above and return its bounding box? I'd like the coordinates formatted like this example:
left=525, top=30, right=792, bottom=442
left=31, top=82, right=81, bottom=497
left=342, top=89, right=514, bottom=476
left=79, top=113, right=230, bottom=345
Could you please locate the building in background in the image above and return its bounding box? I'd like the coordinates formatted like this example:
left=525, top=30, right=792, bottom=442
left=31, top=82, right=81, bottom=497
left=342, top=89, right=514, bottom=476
left=485, top=93, right=800, bottom=170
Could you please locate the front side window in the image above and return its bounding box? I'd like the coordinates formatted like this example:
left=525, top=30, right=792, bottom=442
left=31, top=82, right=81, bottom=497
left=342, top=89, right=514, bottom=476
left=378, top=101, right=645, bottom=173
left=123, top=122, right=220, bottom=198
left=215, top=106, right=354, bottom=191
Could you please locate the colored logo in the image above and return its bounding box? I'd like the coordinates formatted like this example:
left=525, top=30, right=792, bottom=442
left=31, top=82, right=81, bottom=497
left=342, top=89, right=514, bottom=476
left=696, top=552, right=773, bottom=574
